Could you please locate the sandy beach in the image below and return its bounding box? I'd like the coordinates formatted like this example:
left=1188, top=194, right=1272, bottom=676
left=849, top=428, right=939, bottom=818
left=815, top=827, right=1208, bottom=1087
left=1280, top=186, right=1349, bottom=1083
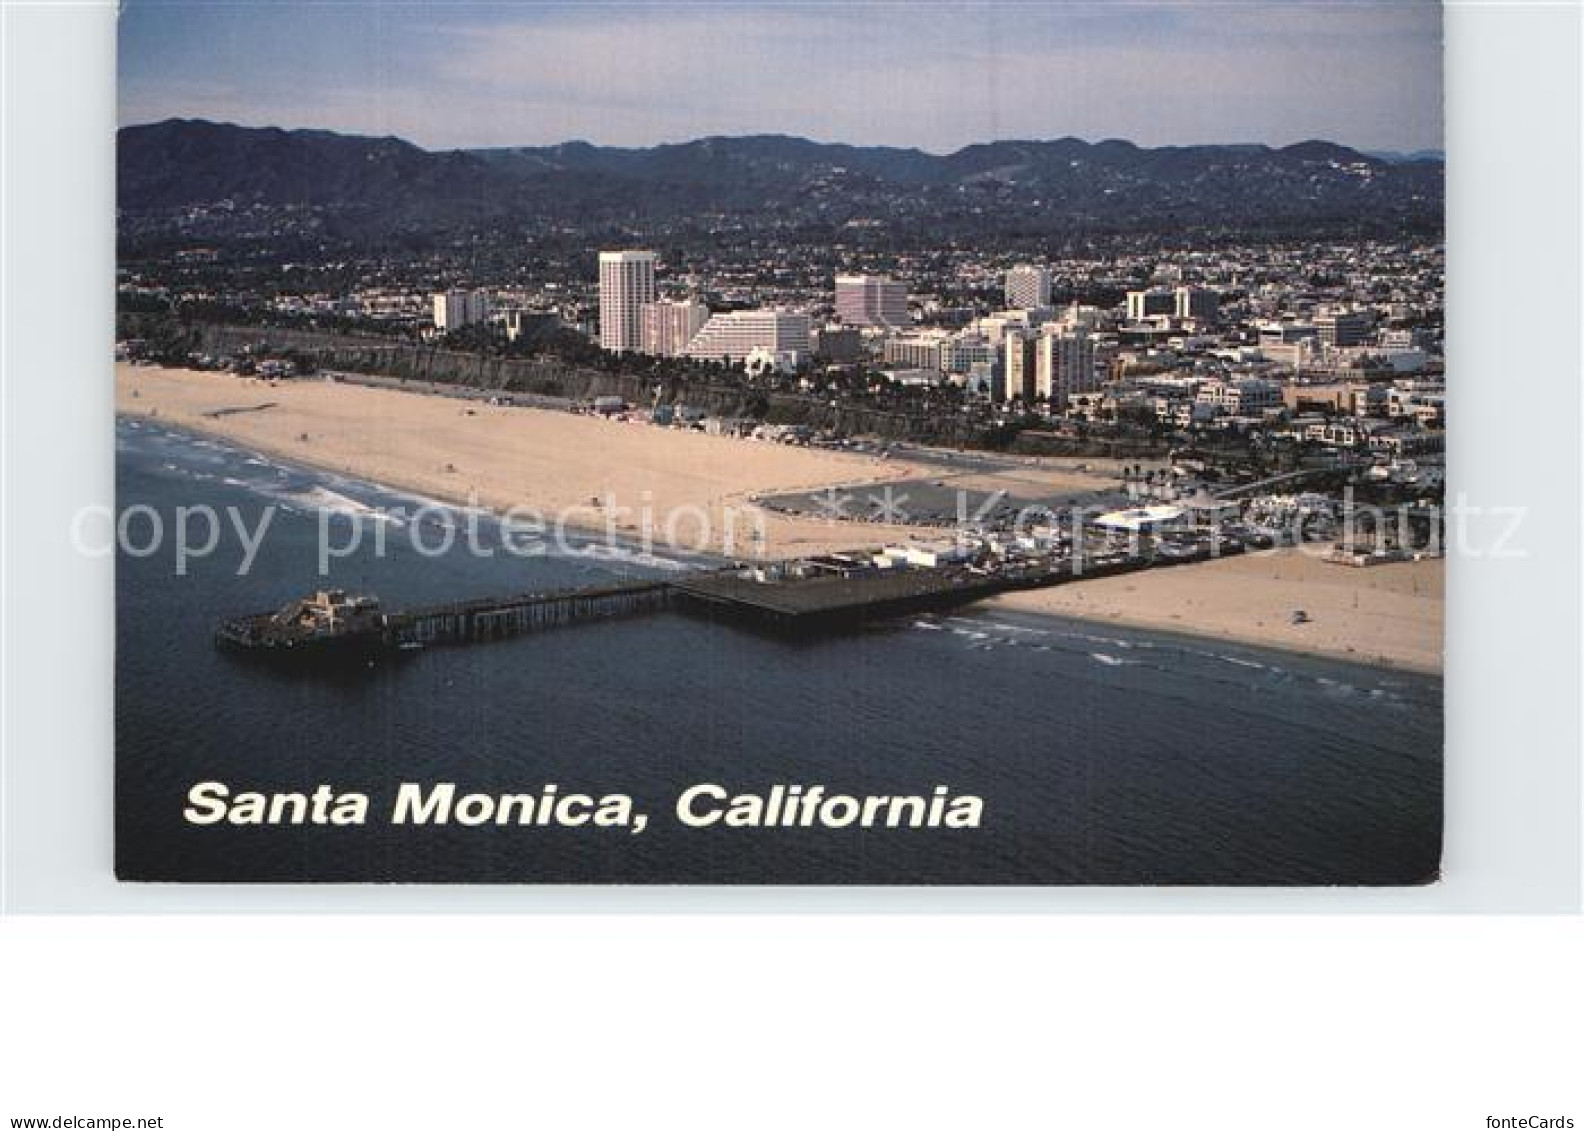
left=118, top=363, right=1443, bottom=672
left=117, top=363, right=934, bottom=558
left=988, top=547, right=1444, bottom=674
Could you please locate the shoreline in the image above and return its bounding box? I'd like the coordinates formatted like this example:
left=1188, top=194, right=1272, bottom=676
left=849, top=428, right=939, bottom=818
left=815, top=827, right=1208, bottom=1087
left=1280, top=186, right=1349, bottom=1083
left=984, top=545, right=1443, bottom=675
left=119, top=411, right=677, bottom=565
left=117, top=363, right=935, bottom=560
left=116, top=364, right=1444, bottom=676
left=980, top=594, right=1444, bottom=677
left=126, top=412, right=1443, bottom=677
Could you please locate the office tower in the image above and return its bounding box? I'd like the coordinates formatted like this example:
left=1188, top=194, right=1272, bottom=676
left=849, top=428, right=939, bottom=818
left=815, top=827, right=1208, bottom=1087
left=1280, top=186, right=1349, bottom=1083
left=684, top=310, right=812, bottom=362
left=598, top=250, right=658, bottom=353
left=502, top=309, right=561, bottom=344
left=640, top=298, right=710, bottom=357
left=812, top=325, right=864, bottom=363
left=1174, top=286, right=1220, bottom=321
left=433, top=291, right=464, bottom=332
left=1125, top=288, right=1176, bottom=320
left=1034, top=329, right=1098, bottom=408
left=1004, top=330, right=1039, bottom=403
left=940, top=333, right=996, bottom=375
left=1005, top=265, right=1052, bottom=310
left=432, top=289, right=491, bottom=332
left=1315, top=308, right=1373, bottom=348
left=834, top=274, right=908, bottom=327
left=883, top=334, right=946, bottom=371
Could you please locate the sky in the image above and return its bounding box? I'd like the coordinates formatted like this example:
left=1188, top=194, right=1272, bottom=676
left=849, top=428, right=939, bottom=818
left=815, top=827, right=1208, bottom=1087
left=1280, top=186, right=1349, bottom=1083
left=118, top=1, right=1444, bottom=154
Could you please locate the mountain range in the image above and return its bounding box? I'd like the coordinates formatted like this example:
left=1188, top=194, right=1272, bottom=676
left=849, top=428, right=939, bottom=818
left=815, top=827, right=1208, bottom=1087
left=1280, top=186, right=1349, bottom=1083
left=117, top=119, right=1444, bottom=243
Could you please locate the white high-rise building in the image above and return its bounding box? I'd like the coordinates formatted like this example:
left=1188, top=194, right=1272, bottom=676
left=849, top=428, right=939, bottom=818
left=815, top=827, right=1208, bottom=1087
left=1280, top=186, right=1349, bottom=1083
left=834, top=275, right=908, bottom=328
left=1005, top=265, right=1052, bottom=310
left=598, top=250, right=658, bottom=353
left=1034, top=329, right=1098, bottom=407
left=941, top=333, right=996, bottom=375
left=684, top=310, right=811, bottom=364
left=1004, top=330, right=1039, bottom=404
left=432, top=289, right=491, bottom=332
left=640, top=298, right=710, bottom=357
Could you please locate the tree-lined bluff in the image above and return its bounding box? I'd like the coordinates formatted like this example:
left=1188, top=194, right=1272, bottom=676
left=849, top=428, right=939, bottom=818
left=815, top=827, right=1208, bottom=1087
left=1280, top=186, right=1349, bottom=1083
left=139, top=322, right=1159, bottom=456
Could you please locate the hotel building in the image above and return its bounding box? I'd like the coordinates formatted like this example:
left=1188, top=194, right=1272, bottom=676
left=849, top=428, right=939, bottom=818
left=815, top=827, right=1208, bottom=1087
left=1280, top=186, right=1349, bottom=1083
left=640, top=298, right=710, bottom=357
left=1034, top=329, right=1098, bottom=408
left=1125, top=288, right=1176, bottom=321
left=685, top=310, right=812, bottom=364
left=1004, top=330, right=1039, bottom=403
left=432, top=289, right=491, bottom=332
left=598, top=250, right=658, bottom=353
left=1005, top=265, right=1052, bottom=310
left=835, top=274, right=908, bottom=328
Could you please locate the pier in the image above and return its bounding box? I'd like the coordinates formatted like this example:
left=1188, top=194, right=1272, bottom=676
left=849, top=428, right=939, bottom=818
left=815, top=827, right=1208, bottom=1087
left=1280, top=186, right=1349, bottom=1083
left=669, top=567, right=1007, bottom=629
left=386, top=579, right=676, bottom=646
left=218, top=538, right=1256, bottom=661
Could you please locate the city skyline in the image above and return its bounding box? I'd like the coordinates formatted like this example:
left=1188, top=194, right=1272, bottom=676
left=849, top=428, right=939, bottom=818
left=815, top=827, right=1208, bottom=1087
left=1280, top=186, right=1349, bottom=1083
left=119, top=1, right=1443, bottom=154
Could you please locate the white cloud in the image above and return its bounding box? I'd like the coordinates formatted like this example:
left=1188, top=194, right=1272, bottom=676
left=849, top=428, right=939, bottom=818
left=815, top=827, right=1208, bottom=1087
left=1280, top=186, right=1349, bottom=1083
left=119, top=1, right=1443, bottom=152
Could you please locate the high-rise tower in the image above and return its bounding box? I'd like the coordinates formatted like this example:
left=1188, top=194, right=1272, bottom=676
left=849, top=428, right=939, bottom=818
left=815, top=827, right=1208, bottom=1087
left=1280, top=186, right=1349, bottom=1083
left=598, top=250, right=658, bottom=353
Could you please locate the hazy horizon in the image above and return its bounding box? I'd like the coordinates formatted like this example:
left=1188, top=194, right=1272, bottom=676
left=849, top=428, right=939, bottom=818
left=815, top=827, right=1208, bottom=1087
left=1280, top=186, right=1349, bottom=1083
left=119, top=1, right=1443, bottom=154
left=122, top=115, right=1445, bottom=160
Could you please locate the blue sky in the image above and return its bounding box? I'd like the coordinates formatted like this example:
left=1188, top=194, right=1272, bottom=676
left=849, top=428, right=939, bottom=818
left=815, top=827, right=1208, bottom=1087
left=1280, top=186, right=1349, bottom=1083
left=119, top=1, right=1443, bottom=153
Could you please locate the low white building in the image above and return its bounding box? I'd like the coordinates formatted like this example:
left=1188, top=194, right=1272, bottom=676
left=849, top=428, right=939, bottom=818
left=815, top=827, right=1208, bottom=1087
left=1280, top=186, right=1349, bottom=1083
left=1091, top=505, right=1187, bottom=535
left=742, top=347, right=800, bottom=377
left=1196, top=378, right=1283, bottom=415
left=882, top=332, right=946, bottom=371
left=880, top=542, right=973, bottom=568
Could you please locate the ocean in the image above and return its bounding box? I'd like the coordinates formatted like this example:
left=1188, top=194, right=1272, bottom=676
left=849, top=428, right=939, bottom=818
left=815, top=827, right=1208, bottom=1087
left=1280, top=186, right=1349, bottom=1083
left=115, top=418, right=1443, bottom=885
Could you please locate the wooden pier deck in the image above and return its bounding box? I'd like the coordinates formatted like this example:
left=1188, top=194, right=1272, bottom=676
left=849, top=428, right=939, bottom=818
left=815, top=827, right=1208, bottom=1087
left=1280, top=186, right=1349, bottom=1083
left=387, top=579, right=677, bottom=646
left=669, top=567, right=1007, bottom=629
left=221, top=538, right=1259, bottom=662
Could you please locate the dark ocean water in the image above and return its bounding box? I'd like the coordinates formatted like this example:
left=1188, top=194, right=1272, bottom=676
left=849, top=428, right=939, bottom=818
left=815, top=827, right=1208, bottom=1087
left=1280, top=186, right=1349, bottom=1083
left=115, top=419, right=1443, bottom=885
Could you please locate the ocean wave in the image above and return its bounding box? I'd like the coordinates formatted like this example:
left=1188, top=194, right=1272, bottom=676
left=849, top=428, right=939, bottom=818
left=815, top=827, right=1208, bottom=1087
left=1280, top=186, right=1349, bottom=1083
left=284, top=486, right=393, bottom=522
left=568, top=543, right=692, bottom=571
left=380, top=488, right=480, bottom=520
left=965, top=620, right=1048, bottom=637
